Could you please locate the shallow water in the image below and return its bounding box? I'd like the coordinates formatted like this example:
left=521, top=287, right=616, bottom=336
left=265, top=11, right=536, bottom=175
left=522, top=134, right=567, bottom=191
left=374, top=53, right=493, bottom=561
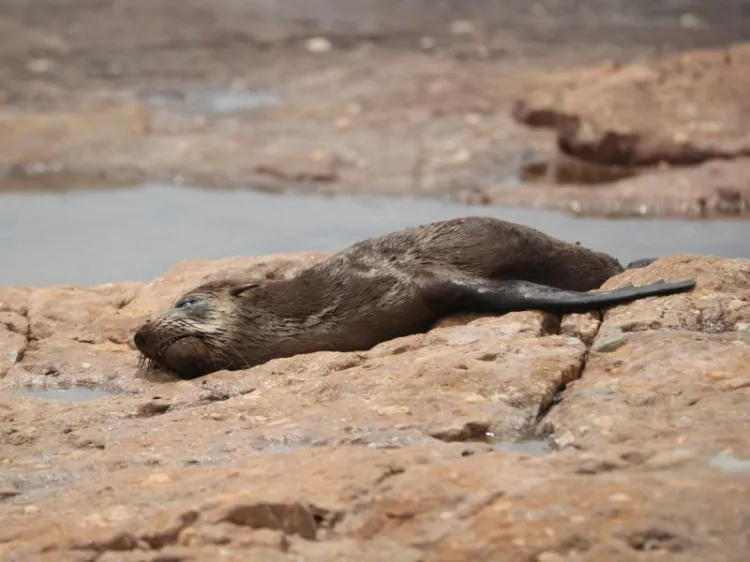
left=141, top=88, right=283, bottom=115
left=492, top=440, right=554, bottom=456
left=709, top=451, right=750, bottom=474
left=0, top=181, right=748, bottom=287
left=15, top=388, right=116, bottom=402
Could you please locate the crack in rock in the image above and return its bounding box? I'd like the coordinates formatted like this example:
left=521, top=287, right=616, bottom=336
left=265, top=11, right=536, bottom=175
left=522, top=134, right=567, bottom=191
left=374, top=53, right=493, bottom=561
left=533, top=312, right=605, bottom=432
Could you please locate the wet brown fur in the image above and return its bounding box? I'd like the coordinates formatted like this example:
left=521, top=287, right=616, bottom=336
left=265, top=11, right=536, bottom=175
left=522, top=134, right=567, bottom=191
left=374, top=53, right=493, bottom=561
left=134, top=217, right=643, bottom=379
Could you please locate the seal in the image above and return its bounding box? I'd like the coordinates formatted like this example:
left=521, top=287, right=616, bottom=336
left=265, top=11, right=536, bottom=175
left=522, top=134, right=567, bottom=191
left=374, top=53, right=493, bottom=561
left=133, top=216, right=695, bottom=379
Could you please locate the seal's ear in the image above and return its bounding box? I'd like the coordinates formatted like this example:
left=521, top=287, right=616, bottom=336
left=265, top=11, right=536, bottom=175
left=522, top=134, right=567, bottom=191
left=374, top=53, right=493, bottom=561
left=228, top=282, right=261, bottom=298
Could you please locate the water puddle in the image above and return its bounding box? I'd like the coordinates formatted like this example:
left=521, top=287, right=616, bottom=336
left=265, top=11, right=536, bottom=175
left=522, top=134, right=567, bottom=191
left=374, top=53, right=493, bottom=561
left=201, top=91, right=283, bottom=114
left=15, top=387, right=117, bottom=402
left=491, top=439, right=554, bottom=456
left=0, top=179, right=748, bottom=287
left=708, top=451, right=750, bottom=474
left=140, top=87, right=283, bottom=115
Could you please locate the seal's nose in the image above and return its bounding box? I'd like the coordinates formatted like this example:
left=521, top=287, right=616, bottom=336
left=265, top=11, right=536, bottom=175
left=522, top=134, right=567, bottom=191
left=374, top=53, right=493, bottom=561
left=133, top=330, right=146, bottom=350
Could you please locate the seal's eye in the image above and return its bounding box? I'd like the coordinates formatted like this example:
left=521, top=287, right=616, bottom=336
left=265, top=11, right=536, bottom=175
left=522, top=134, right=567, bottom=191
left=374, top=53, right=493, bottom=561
left=174, top=296, right=200, bottom=309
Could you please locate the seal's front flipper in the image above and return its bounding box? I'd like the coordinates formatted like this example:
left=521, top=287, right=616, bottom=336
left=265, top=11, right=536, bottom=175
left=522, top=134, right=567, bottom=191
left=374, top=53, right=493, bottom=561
left=442, top=277, right=696, bottom=315
left=626, top=257, right=658, bottom=269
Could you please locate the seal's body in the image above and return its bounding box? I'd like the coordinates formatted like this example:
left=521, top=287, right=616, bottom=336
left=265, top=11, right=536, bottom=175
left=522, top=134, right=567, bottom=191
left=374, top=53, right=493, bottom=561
left=134, top=217, right=695, bottom=379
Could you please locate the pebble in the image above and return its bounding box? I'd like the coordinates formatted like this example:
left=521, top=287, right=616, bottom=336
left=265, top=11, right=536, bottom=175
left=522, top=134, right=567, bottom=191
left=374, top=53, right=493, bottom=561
left=450, top=20, right=476, bottom=35
left=452, top=149, right=472, bottom=164
left=335, top=116, right=353, bottom=130
left=537, top=552, right=565, bottom=562
left=305, top=37, right=332, bottom=53
left=645, top=448, right=695, bottom=469
left=145, top=472, right=172, bottom=485
left=27, top=59, right=55, bottom=73
left=680, top=13, right=705, bottom=29
left=464, top=113, right=482, bottom=125
left=376, top=405, right=411, bottom=416
left=420, top=36, right=436, bottom=50
left=591, top=328, right=627, bottom=353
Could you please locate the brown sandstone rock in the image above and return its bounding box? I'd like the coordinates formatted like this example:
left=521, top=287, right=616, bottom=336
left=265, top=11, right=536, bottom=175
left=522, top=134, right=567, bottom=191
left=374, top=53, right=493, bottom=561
left=0, top=253, right=748, bottom=561
left=514, top=43, right=750, bottom=167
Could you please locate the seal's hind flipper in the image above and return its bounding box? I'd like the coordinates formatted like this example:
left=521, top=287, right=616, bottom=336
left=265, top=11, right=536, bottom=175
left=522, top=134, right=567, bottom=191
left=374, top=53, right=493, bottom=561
left=626, top=258, right=658, bottom=269
left=442, top=277, right=696, bottom=315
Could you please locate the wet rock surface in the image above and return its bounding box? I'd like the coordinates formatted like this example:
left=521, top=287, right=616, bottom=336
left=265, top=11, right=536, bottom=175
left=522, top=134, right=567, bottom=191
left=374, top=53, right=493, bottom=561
left=2, top=0, right=750, bottom=218
left=1, top=253, right=749, bottom=560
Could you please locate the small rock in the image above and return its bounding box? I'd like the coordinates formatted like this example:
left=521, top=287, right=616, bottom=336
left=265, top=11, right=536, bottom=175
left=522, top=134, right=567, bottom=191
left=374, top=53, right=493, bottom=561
left=26, top=58, right=55, bottom=73
left=449, top=20, right=476, bottom=35
left=537, top=552, right=566, bottom=562
left=144, top=472, right=172, bottom=485
left=645, top=448, right=696, bottom=469
left=178, top=526, right=198, bottom=546
left=430, top=420, right=491, bottom=442
left=451, top=149, right=472, bottom=164
left=136, top=399, right=171, bottom=417
left=420, top=36, right=436, bottom=50
left=335, top=116, right=353, bottom=130
left=376, top=405, right=411, bottom=417
left=305, top=37, right=332, bottom=53
left=680, top=13, right=705, bottom=29
left=591, top=328, right=627, bottom=353
left=464, top=113, right=482, bottom=126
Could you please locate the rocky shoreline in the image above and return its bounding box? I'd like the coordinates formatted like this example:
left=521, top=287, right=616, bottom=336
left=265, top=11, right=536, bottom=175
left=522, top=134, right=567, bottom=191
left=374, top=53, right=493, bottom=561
left=1, top=252, right=748, bottom=560
left=2, top=0, right=750, bottom=218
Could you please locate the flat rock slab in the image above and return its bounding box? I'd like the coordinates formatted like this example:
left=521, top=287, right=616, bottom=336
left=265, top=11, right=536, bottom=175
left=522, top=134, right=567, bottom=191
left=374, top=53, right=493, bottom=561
left=514, top=43, right=750, bottom=167
left=477, top=157, right=750, bottom=219
left=1, top=253, right=749, bottom=560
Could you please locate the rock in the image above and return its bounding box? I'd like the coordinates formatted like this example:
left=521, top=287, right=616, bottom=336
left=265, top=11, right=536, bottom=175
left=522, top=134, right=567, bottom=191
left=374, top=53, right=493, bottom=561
left=597, top=255, right=750, bottom=334
left=0, top=254, right=748, bottom=561
left=304, top=37, right=332, bottom=54
left=514, top=43, right=750, bottom=167
left=254, top=155, right=338, bottom=183
left=590, top=327, right=627, bottom=353
left=488, top=43, right=750, bottom=218
left=560, top=312, right=600, bottom=346
left=515, top=44, right=750, bottom=165
left=473, top=156, right=750, bottom=219
left=545, top=255, right=750, bottom=453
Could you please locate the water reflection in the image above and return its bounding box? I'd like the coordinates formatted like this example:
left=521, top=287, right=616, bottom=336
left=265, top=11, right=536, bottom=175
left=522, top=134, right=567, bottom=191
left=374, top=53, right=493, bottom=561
left=15, top=388, right=116, bottom=402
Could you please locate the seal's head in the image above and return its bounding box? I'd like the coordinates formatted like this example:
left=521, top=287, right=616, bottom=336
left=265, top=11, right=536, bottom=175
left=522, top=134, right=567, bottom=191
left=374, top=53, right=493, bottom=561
left=134, top=279, right=261, bottom=379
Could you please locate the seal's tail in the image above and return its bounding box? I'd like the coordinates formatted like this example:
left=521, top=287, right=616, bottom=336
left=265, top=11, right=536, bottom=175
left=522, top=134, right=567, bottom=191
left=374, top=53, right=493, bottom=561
left=449, top=277, right=696, bottom=315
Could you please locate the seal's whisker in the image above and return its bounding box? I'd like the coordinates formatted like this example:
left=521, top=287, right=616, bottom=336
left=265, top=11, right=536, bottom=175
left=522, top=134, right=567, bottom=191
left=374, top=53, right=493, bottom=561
left=219, top=345, right=252, bottom=371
